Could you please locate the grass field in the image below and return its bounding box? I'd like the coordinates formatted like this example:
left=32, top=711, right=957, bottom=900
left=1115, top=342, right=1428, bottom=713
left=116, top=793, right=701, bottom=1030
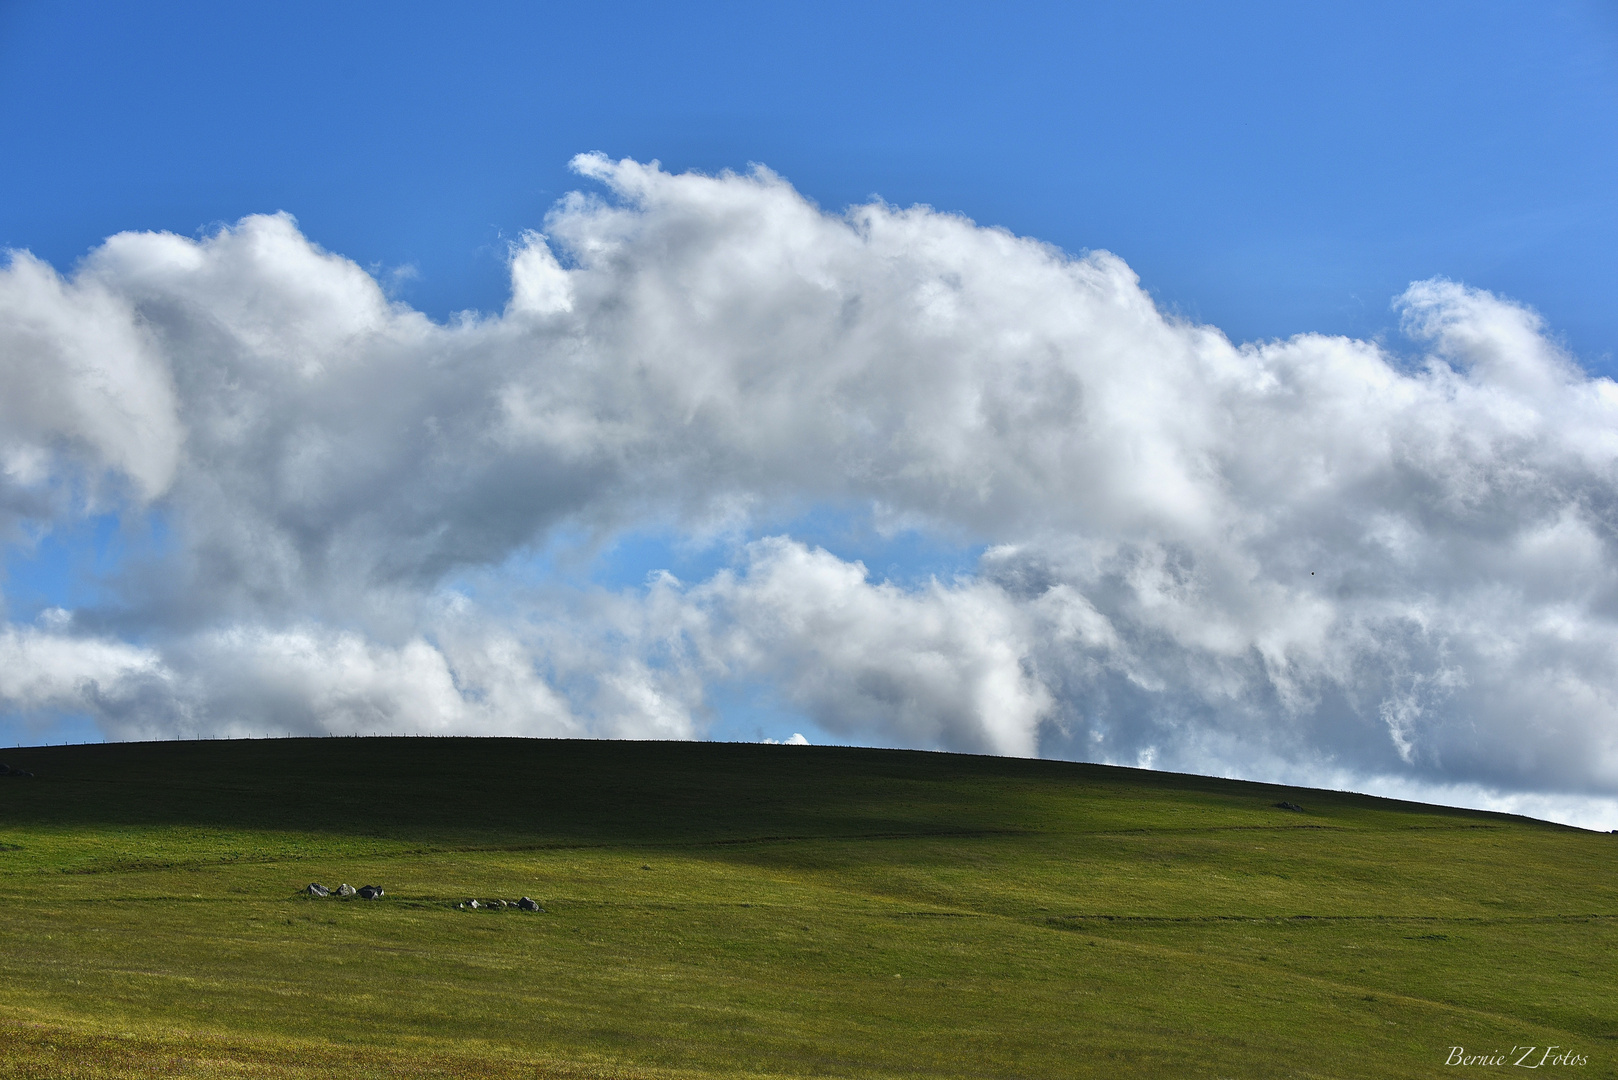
left=0, top=737, right=1612, bottom=1078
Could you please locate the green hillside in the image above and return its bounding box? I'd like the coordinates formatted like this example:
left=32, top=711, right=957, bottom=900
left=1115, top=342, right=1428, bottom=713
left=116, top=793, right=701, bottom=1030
left=0, top=737, right=1612, bottom=1078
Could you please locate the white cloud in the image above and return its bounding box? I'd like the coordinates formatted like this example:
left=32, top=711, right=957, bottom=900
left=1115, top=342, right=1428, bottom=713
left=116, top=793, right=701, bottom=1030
left=686, top=538, right=1051, bottom=757
left=3, top=157, right=1618, bottom=825
left=0, top=250, right=181, bottom=516
left=0, top=620, right=169, bottom=723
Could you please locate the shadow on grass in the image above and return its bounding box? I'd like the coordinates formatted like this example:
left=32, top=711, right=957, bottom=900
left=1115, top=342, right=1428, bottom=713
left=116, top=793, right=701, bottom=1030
left=0, top=737, right=1549, bottom=851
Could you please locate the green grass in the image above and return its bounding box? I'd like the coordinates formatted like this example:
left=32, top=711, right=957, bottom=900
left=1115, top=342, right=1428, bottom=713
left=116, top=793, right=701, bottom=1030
left=0, top=737, right=1613, bottom=1078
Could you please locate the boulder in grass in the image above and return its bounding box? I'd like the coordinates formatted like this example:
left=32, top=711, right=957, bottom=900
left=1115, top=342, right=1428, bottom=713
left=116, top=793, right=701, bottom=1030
left=518, top=896, right=542, bottom=912
left=335, top=883, right=357, bottom=897
left=467, top=899, right=480, bottom=909
left=305, top=883, right=330, bottom=897
left=1274, top=801, right=1304, bottom=812
left=357, top=885, right=384, bottom=900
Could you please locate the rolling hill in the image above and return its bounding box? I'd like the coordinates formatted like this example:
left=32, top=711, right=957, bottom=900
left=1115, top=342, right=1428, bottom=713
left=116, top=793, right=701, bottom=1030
left=0, top=737, right=1612, bottom=1078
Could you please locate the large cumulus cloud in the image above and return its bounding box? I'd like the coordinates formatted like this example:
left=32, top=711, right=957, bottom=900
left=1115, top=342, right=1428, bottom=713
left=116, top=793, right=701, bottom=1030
left=3, top=154, right=1617, bottom=826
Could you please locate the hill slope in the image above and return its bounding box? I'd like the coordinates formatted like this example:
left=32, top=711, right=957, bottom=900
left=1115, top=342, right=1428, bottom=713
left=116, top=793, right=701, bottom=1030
left=0, top=738, right=1613, bottom=1078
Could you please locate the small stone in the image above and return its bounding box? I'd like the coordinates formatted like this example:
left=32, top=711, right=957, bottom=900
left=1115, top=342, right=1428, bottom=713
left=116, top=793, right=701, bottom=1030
left=1274, top=801, right=1304, bottom=812
left=518, top=897, right=541, bottom=912
left=358, top=885, right=383, bottom=900
left=641, top=865, right=651, bottom=871
left=335, top=883, right=357, bottom=897
left=494, top=898, right=508, bottom=909
left=305, top=883, right=330, bottom=897
left=468, top=899, right=479, bottom=909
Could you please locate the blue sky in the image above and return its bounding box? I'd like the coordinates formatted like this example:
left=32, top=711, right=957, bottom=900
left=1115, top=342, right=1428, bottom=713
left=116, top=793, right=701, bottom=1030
left=5, top=2, right=1618, bottom=827
left=3, top=1, right=1615, bottom=359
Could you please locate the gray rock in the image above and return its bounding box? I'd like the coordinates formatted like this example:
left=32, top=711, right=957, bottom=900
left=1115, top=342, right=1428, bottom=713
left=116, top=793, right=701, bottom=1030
left=1274, top=801, right=1304, bottom=812
left=494, top=898, right=508, bottom=909
left=518, top=896, right=541, bottom=912
left=305, top=883, right=330, bottom=897
left=335, top=883, right=357, bottom=897
left=358, top=885, right=383, bottom=900
left=467, top=899, right=480, bottom=909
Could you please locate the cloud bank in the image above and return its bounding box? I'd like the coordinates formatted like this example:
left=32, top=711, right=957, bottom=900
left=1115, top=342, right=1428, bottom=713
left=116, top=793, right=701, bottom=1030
left=4, top=154, right=1617, bottom=827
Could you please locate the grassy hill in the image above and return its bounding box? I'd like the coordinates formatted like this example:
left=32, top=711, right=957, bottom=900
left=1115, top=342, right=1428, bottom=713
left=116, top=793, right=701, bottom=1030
left=0, top=737, right=1612, bottom=1079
